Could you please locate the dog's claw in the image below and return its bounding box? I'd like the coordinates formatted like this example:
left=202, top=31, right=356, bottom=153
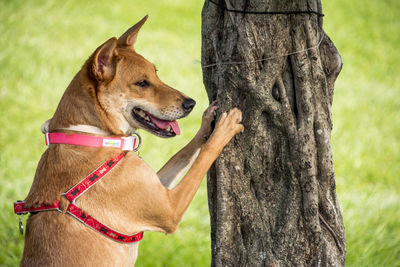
left=203, top=101, right=218, bottom=120
left=208, top=101, right=218, bottom=115
left=198, top=102, right=220, bottom=141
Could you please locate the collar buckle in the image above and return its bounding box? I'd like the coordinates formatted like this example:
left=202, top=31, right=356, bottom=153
left=122, top=132, right=141, bottom=151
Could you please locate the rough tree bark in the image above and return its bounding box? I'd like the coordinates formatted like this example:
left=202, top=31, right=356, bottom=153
left=201, top=0, right=346, bottom=266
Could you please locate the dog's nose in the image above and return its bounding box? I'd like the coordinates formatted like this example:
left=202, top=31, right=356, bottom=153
left=182, top=98, right=196, bottom=112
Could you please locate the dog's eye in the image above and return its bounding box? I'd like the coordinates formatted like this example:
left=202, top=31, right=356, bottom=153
left=135, top=80, right=150, bottom=88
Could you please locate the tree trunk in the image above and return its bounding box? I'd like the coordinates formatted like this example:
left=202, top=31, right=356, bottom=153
left=201, top=0, right=346, bottom=266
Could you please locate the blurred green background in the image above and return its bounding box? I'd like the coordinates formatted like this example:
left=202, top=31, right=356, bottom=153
left=0, top=0, right=399, bottom=266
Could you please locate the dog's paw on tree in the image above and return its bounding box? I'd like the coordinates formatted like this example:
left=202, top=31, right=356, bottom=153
left=197, top=101, right=218, bottom=140
left=207, top=108, right=244, bottom=152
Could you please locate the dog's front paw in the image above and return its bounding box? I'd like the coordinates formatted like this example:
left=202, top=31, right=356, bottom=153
left=198, top=101, right=218, bottom=140
left=202, top=101, right=218, bottom=126
left=207, top=107, right=244, bottom=149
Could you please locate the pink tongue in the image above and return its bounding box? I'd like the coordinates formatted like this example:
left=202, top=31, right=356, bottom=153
left=147, top=113, right=181, bottom=135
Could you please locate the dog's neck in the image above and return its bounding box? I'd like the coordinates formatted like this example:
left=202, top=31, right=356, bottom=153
left=41, top=119, right=110, bottom=136
left=48, top=66, right=115, bottom=135
left=62, top=124, right=111, bottom=136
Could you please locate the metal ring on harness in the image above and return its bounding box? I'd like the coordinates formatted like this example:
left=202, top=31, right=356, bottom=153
left=131, top=132, right=142, bottom=152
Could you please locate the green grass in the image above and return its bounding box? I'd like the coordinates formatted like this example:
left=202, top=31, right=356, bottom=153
left=324, top=0, right=400, bottom=265
left=0, top=0, right=399, bottom=266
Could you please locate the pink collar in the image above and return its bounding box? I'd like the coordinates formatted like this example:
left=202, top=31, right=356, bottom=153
left=45, top=132, right=141, bottom=151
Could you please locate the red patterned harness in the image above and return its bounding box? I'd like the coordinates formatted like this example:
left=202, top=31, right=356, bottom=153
left=14, top=133, right=143, bottom=243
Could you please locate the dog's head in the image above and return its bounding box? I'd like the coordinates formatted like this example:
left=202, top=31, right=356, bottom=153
left=88, top=16, right=195, bottom=137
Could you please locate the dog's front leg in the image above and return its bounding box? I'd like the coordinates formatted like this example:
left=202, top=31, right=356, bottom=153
left=127, top=108, right=242, bottom=234
left=157, top=102, right=217, bottom=188
left=162, top=108, right=243, bottom=230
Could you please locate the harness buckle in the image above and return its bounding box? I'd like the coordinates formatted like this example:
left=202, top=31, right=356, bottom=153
left=14, top=200, right=28, bottom=215
left=18, top=216, right=24, bottom=235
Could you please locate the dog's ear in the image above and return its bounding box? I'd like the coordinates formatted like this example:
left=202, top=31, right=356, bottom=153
left=92, top=37, right=118, bottom=82
left=117, top=15, right=148, bottom=47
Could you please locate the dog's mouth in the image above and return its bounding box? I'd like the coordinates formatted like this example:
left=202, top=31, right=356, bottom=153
left=131, top=108, right=180, bottom=138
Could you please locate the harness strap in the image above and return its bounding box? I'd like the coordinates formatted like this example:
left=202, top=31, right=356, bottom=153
left=64, top=153, right=124, bottom=202
left=13, top=153, right=144, bottom=243
left=67, top=203, right=143, bottom=243
left=14, top=200, right=61, bottom=215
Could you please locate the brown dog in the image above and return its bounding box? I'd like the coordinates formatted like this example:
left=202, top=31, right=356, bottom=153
left=20, top=16, right=243, bottom=266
